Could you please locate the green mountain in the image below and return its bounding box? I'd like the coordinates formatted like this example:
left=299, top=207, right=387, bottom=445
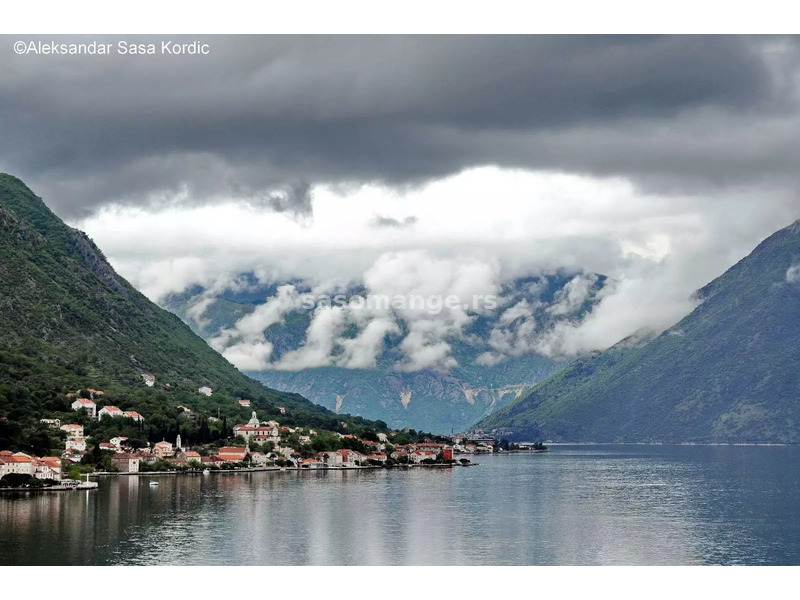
left=477, top=218, right=800, bottom=443
left=0, top=174, right=376, bottom=453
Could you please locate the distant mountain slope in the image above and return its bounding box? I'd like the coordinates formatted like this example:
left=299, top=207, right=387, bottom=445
left=0, top=174, right=363, bottom=451
left=478, top=218, right=800, bottom=443
left=165, top=274, right=609, bottom=433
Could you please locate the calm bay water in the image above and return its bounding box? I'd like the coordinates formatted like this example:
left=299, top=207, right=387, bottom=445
left=1, top=445, right=799, bottom=565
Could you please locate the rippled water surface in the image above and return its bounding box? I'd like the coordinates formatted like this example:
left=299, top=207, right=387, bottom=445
left=1, top=445, right=799, bottom=565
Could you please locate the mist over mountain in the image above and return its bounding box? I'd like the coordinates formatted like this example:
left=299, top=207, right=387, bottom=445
left=165, top=272, right=611, bottom=432
left=478, top=218, right=800, bottom=443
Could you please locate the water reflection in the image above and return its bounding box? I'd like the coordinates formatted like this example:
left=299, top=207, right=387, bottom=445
left=1, top=446, right=798, bottom=565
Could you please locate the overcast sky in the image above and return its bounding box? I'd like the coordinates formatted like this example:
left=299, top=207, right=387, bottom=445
left=2, top=35, right=799, bottom=371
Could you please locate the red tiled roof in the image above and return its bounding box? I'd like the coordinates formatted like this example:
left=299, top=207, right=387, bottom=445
left=5, top=455, right=33, bottom=463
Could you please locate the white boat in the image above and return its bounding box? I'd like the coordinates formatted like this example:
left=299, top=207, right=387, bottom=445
left=149, top=481, right=159, bottom=486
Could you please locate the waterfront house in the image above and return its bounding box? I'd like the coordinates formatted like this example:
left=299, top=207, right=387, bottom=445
left=71, top=398, right=97, bottom=418
left=410, top=450, right=437, bottom=464
left=366, top=452, right=388, bottom=464
left=60, top=424, right=84, bottom=439
left=0, top=452, right=34, bottom=476
left=112, top=453, right=140, bottom=473
left=33, top=457, right=62, bottom=481
left=200, top=456, right=222, bottom=468
left=337, top=449, right=359, bottom=467
left=250, top=452, right=269, bottom=466
left=0, top=458, right=7, bottom=479
left=217, top=447, right=247, bottom=462
left=300, top=458, right=323, bottom=469
left=320, top=451, right=343, bottom=467
left=181, top=451, right=202, bottom=467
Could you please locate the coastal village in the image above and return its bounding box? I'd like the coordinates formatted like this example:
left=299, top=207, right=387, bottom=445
left=0, top=387, right=515, bottom=490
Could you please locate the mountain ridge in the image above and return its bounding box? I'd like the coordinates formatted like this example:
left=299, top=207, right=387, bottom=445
left=477, top=217, right=800, bottom=443
left=0, top=173, right=381, bottom=453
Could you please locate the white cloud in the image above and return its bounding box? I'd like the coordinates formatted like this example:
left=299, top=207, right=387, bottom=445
left=787, top=263, right=800, bottom=284
left=547, top=274, right=598, bottom=316
left=73, top=166, right=799, bottom=371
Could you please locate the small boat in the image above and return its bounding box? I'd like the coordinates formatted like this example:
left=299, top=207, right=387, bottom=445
left=149, top=481, right=159, bottom=486
left=202, top=470, right=210, bottom=476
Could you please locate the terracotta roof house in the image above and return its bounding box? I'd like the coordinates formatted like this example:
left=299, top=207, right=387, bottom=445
left=71, top=398, right=97, bottom=418
left=112, top=453, right=140, bottom=473
left=60, top=423, right=84, bottom=438
left=98, top=405, right=124, bottom=419
left=217, top=447, right=247, bottom=462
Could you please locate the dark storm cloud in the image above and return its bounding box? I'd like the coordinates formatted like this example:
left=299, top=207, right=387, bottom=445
left=0, top=34, right=797, bottom=217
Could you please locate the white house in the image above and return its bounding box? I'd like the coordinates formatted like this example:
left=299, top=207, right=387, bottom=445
left=98, top=406, right=124, bottom=419
left=0, top=452, right=35, bottom=476
left=60, top=424, right=84, bottom=439
left=33, top=457, right=62, bottom=481
left=66, top=438, right=87, bottom=452
left=40, top=418, right=61, bottom=429
left=71, top=398, right=96, bottom=418
left=123, top=411, right=144, bottom=422
left=321, top=451, right=343, bottom=467
left=250, top=452, right=269, bottom=466
left=110, top=437, right=128, bottom=448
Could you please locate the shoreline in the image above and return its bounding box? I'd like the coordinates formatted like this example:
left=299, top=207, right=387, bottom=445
left=0, top=482, right=98, bottom=494
left=87, top=461, right=474, bottom=480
